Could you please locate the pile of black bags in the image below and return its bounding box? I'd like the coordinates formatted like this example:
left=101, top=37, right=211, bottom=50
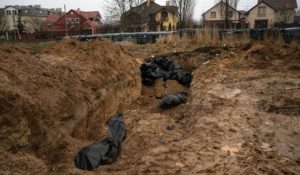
left=140, top=57, right=192, bottom=86
left=74, top=114, right=126, bottom=171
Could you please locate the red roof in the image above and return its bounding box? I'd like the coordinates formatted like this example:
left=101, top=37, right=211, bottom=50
left=80, top=11, right=100, bottom=19
left=46, top=14, right=62, bottom=24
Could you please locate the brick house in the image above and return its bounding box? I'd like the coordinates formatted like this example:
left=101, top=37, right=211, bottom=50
left=47, top=9, right=102, bottom=36
left=245, top=0, right=298, bottom=28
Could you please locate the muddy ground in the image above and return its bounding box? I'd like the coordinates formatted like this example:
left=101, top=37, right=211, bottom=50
left=0, top=40, right=300, bottom=175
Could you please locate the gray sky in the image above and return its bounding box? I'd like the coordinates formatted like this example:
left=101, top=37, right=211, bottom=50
left=1, top=0, right=299, bottom=21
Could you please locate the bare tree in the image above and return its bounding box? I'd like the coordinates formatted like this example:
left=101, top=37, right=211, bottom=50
left=229, top=0, right=239, bottom=9
left=171, top=0, right=195, bottom=29
left=104, top=0, right=142, bottom=25
left=275, top=9, right=295, bottom=26
left=216, top=0, right=239, bottom=29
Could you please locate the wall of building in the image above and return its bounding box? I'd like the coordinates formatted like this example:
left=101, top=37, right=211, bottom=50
left=21, top=16, right=47, bottom=33
left=155, top=10, right=177, bottom=31
left=246, top=2, right=276, bottom=28
left=3, top=7, right=19, bottom=31
left=275, top=9, right=295, bottom=24
left=203, top=3, right=240, bottom=22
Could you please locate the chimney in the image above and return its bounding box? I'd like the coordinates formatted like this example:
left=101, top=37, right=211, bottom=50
left=166, top=1, right=170, bottom=6
left=147, top=0, right=154, bottom=7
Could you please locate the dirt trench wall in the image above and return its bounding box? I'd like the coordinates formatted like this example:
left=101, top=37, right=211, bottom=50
left=0, top=40, right=141, bottom=169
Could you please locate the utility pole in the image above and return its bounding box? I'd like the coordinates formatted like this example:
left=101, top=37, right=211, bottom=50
left=64, top=4, right=68, bottom=36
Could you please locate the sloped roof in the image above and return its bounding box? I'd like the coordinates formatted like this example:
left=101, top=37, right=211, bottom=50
left=15, top=6, right=50, bottom=17
left=53, top=9, right=102, bottom=30
left=262, top=0, right=298, bottom=9
left=202, top=1, right=239, bottom=16
left=45, top=14, right=61, bottom=24
left=80, top=11, right=101, bottom=19
left=123, top=1, right=178, bottom=20
left=245, top=0, right=298, bottom=15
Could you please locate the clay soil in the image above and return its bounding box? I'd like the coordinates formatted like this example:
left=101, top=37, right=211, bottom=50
left=0, top=40, right=300, bottom=175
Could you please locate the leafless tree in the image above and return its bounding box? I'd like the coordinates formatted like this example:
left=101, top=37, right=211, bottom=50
left=171, top=0, right=195, bottom=29
left=103, top=0, right=143, bottom=25
left=216, top=0, right=239, bottom=29
left=277, top=9, right=295, bottom=25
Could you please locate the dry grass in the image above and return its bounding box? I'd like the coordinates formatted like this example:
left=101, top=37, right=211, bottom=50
left=157, top=28, right=251, bottom=47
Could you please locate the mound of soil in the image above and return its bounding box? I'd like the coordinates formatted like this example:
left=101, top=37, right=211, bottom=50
left=0, top=39, right=141, bottom=174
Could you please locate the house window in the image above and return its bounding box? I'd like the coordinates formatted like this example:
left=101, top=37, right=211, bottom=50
left=6, top=10, right=11, bottom=15
left=258, top=7, right=266, bottom=17
left=228, top=11, right=233, bottom=18
left=161, top=10, right=168, bottom=21
left=71, top=18, right=75, bottom=23
left=75, top=18, right=80, bottom=23
left=211, top=12, right=216, bottom=18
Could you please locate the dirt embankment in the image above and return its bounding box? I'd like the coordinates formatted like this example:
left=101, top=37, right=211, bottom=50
left=0, top=39, right=141, bottom=174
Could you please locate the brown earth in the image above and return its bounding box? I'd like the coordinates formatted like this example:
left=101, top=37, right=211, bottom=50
left=0, top=39, right=141, bottom=174
left=0, top=40, right=300, bottom=175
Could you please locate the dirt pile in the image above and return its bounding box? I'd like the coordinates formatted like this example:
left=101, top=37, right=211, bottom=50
left=0, top=39, right=141, bottom=174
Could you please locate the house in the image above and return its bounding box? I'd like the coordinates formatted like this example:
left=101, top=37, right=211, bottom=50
left=49, top=9, right=102, bottom=36
left=245, top=0, right=298, bottom=28
left=0, top=5, right=61, bottom=34
left=121, top=0, right=178, bottom=32
left=18, top=5, right=61, bottom=33
left=202, top=1, right=241, bottom=29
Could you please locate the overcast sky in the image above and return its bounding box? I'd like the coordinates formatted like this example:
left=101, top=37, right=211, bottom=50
left=1, top=0, right=300, bottom=21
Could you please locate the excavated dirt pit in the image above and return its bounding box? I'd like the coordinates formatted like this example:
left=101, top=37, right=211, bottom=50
left=1, top=41, right=300, bottom=175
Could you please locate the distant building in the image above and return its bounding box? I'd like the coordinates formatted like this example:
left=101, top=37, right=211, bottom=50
left=245, top=0, right=298, bottom=28
left=0, top=5, right=61, bottom=34
left=121, top=0, right=178, bottom=32
left=202, top=1, right=242, bottom=29
left=49, top=9, right=102, bottom=36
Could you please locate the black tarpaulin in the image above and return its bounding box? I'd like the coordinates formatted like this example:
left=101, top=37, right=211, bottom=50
left=140, top=57, right=192, bottom=86
left=160, top=92, right=188, bottom=109
left=74, top=113, right=126, bottom=170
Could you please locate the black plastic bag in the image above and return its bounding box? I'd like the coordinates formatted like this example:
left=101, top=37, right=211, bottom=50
left=74, top=114, right=126, bottom=170
left=140, top=57, right=192, bottom=87
left=169, top=70, right=192, bottom=87
left=160, top=92, right=188, bottom=109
